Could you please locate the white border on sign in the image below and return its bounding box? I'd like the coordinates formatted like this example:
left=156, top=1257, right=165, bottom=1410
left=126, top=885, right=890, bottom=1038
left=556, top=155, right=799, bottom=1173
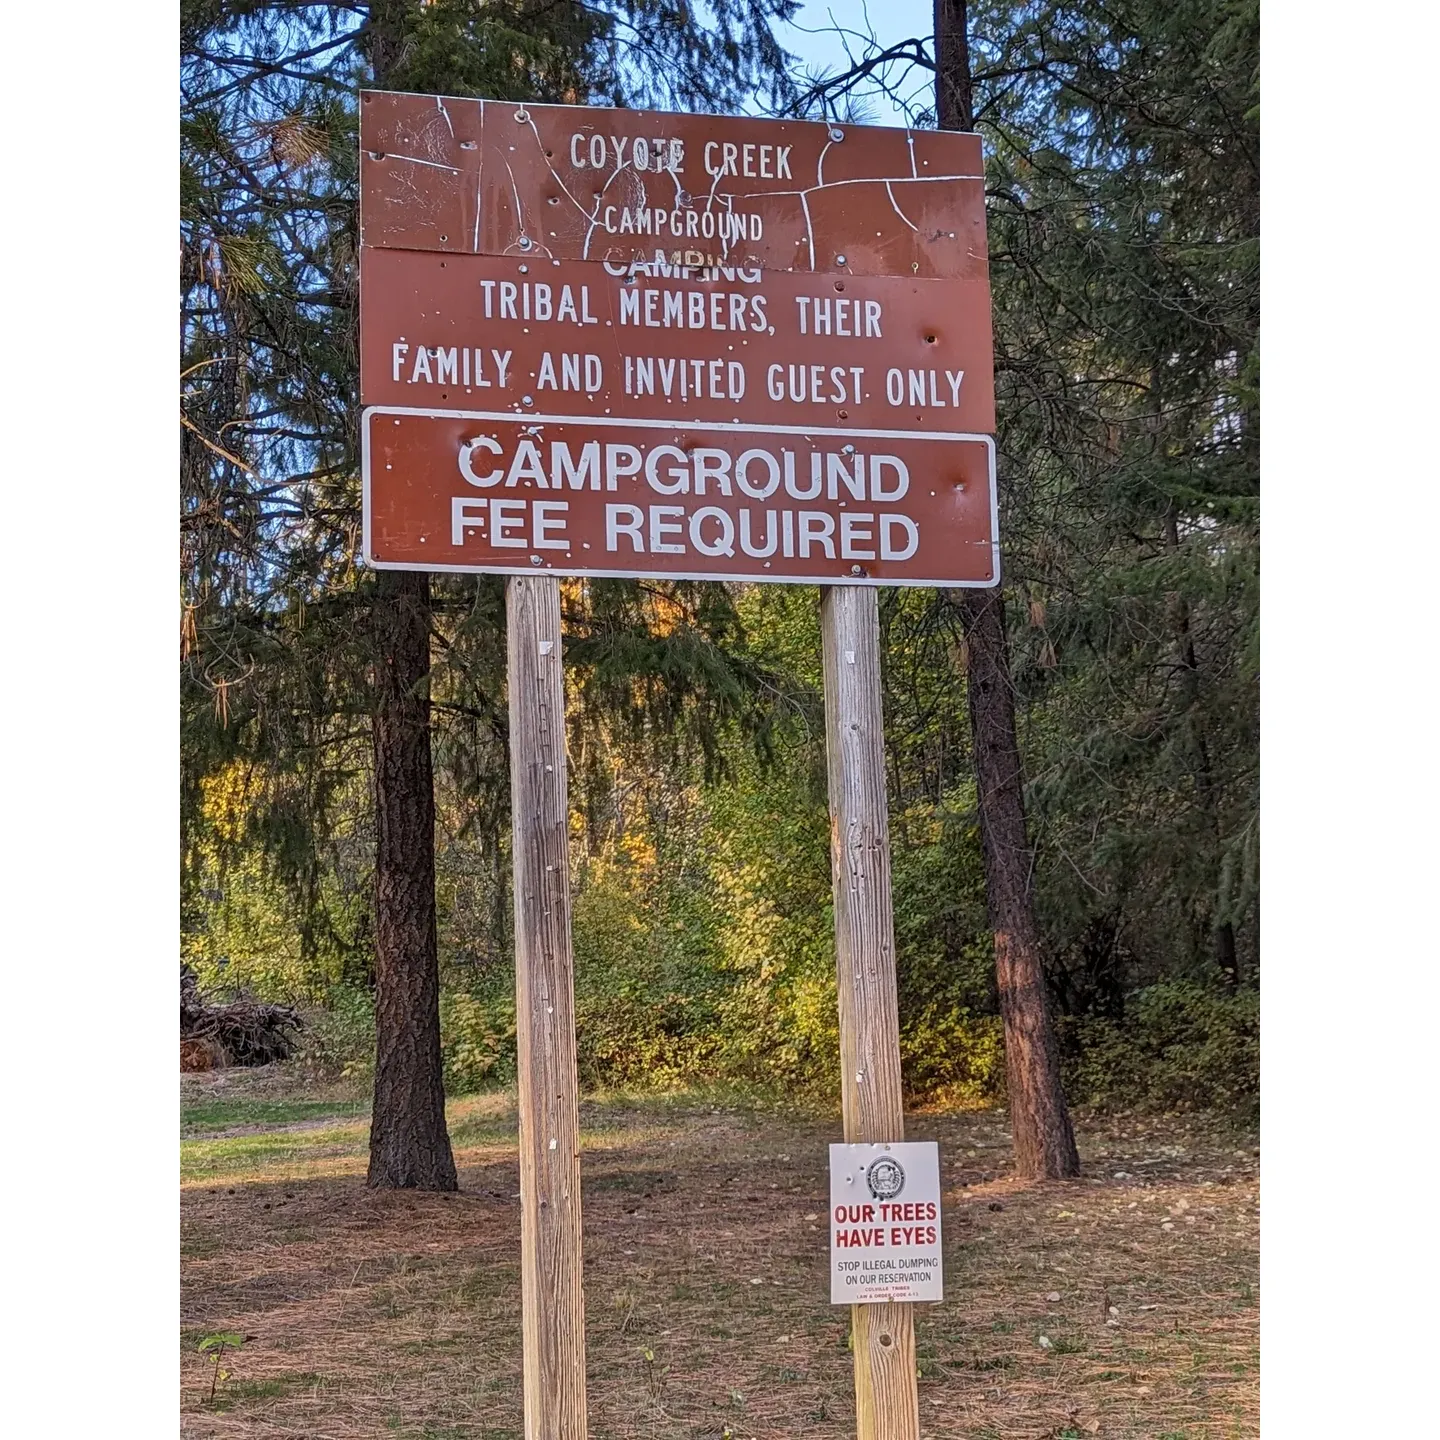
left=360, top=405, right=1001, bottom=588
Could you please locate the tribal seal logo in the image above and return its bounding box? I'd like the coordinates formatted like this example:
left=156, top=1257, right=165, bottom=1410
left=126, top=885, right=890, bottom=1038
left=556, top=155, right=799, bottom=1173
left=866, top=1156, right=905, bottom=1201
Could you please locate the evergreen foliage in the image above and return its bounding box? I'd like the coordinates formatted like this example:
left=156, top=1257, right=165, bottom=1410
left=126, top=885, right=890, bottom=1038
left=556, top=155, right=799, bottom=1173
left=791, top=0, right=1260, bottom=995
left=181, top=0, right=801, bottom=998
left=181, top=0, right=1259, bottom=1116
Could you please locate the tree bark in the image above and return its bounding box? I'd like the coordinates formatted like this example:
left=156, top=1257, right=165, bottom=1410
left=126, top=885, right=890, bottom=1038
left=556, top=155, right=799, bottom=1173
left=934, top=0, right=975, bottom=130
left=937, top=0, right=1079, bottom=1179
left=954, top=589, right=1080, bottom=1179
left=363, top=1, right=457, bottom=1192
left=367, top=568, right=457, bottom=1190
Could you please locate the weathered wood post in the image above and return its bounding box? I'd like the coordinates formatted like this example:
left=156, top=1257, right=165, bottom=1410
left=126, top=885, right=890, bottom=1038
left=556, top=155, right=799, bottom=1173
left=507, top=574, right=588, bottom=1440
left=820, top=583, right=920, bottom=1440
left=361, top=92, right=997, bottom=1440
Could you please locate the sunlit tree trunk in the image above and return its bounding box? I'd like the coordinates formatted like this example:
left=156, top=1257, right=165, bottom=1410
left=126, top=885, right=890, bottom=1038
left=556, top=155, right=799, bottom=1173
left=937, top=0, right=1080, bottom=1179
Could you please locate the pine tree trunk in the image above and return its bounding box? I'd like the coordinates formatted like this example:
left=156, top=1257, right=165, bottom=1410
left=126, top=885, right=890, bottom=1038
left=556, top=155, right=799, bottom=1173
left=362, top=2, right=457, bottom=1193
left=937, top=0, right=1079, bottom=1180
left=366, top=568, right=457, bottom=1191
left=934, top=0, right=975, bottom=138
left=954, top=589, right=1080, bottom=1178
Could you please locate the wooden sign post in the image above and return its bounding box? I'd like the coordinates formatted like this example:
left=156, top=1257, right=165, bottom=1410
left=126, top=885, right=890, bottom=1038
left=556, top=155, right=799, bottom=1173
left=358, top=90, right=998, bottom=1440
left=506, top=574, right=588, bottom=1437
left=822, top=585, right=919, bottom=1440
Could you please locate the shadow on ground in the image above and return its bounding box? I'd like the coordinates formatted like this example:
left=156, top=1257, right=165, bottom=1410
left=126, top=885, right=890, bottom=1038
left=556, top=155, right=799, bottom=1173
left=180, top=1072, right=1258, bottom=1439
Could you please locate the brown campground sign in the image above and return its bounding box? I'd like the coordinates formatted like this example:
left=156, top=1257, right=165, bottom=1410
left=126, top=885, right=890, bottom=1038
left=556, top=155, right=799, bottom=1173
left=359, top=91, right=998, bottom=587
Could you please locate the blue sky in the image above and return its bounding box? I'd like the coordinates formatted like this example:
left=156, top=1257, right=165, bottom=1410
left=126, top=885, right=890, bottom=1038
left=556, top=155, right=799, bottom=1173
left=773, top=0, right=936, bottom=127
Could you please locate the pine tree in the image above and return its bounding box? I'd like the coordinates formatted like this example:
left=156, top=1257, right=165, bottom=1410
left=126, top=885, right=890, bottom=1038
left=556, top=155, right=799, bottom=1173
left=783, top=0, right=1258, bottom=1161
left=930, top=0, right=1081, bottom=1178
left=182, top=0, right=802, bottom=1186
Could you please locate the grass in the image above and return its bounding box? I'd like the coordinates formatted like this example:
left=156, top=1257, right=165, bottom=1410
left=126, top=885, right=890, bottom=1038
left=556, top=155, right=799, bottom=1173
left=179, top=1070, right=526, bottom=1183
left=182, top=1096, right=368, bottom=1134
left=182, top=1122, right=372, bottom=1183
left=181, top=1065, right=1258, bottom=1439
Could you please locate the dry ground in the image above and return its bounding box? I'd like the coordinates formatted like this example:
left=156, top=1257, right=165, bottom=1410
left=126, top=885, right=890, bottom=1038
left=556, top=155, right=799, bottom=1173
left=180, top=1068, right=1258, bottom=1439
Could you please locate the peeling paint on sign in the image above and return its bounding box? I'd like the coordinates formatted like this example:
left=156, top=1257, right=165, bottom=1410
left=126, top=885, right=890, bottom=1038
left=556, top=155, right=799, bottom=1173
left=359, top=93, right=998, bottom=587
left=360, top=91, right=987, bottom=280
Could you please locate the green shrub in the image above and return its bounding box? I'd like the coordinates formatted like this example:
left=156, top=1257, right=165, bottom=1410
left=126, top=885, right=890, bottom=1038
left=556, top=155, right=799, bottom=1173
left=292, top=971, right=1257, bottom=1118
left=901, top=1007, right=1006, bottom=1107
left=297, top=984, right=518, bottom=1094
left=298, top=986, right=375, bottom=1081
left=440, top=990, right=516, bottom=1092
left=575, top=990, right=721, bottom=1090
left=183, top=766, right=369, bottom=1008
left=1065, top=980, right=1259, bottom=1115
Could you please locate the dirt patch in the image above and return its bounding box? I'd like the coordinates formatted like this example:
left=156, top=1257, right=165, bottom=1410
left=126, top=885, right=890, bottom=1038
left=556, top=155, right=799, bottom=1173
left=181, top=1100, right=1258, bottom=1438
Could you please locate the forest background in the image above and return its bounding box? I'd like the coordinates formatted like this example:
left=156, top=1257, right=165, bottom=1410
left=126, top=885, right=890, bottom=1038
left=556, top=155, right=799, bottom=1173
left=179, top=0, right=1259, bottom=1122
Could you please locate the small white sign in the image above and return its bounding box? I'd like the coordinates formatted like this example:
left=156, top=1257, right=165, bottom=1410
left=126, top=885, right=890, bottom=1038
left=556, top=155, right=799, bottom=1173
left=829, top=1141, right=943, bottom=1305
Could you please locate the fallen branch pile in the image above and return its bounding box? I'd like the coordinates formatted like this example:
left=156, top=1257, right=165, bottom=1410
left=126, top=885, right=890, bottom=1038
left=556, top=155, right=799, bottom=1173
left=181, top=965, right=304, bottom=1069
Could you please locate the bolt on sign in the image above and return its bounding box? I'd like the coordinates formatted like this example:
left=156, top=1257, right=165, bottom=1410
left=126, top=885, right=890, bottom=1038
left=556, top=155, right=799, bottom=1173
left=359, top=91, right=999, bottom=587
left=829, top=1143, right=944, bottom=1304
